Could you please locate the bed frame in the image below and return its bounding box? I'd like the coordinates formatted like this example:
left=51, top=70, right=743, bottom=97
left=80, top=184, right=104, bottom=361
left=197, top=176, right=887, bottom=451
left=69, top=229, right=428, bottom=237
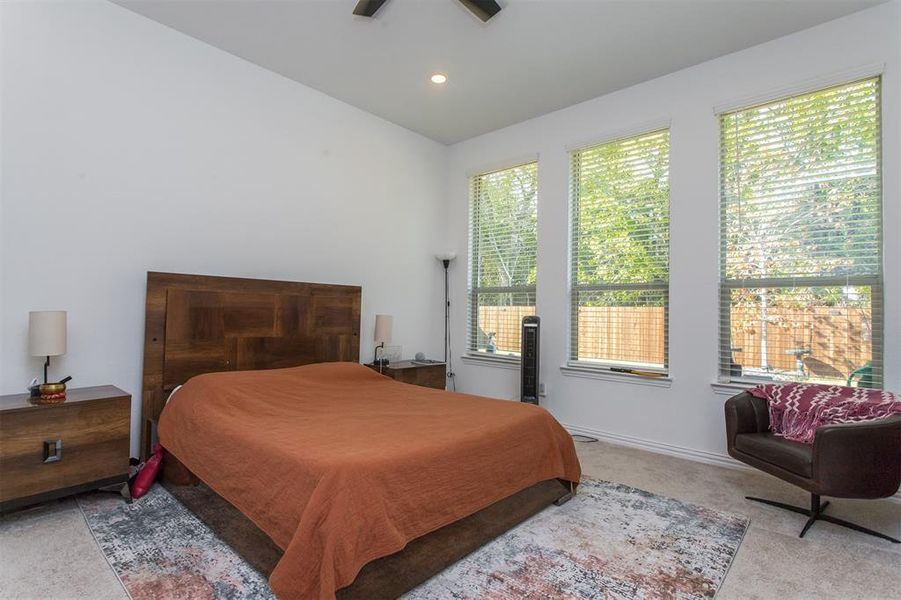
left=141, top=271, right=573, bottom=597
left=140, top=271, right=361, bottom=459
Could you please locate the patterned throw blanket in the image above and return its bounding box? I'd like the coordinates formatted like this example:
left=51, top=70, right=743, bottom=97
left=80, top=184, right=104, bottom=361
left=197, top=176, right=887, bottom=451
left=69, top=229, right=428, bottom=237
left=749, top=383, right=901, bottom=444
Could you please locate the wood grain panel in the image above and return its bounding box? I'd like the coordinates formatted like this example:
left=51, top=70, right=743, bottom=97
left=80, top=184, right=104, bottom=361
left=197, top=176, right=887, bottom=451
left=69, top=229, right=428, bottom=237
left=368, top=362, right=447, bottom=390
left=312, top=294, right=358, bottom=333
left=142, top=272, right=361, bottom=458
left=166, top=290, right=225, bottom=342
left=0, top=396, right=130, bottom=502
left=221, top=292, right=278, bottom=336
left=277, top=294, right=311, bottom=335
left=235, top=336, right=322, bottom=371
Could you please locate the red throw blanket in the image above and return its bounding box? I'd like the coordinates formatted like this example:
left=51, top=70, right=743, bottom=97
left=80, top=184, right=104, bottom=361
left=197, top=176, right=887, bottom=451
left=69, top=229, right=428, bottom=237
left=749, top=383, right=901, bottom=444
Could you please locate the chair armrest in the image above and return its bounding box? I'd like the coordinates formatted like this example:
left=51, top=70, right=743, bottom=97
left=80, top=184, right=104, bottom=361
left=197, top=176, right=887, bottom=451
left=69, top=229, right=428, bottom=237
left=724, top=392, right=769, bottom=450
left=813, top=415, right=901, bottom=498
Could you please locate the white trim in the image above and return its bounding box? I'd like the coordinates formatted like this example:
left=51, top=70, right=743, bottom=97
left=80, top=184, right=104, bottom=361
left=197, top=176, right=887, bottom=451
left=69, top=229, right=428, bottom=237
left=565, top=422, right=749, bottom=470
left=560, top=364, right=672, bottom=388
left=713, top=62, right=884, bottom=115
left=564, top=117, right=671, bottom=153
left=459, top=353, right=520, bottom=370
left=465, top=153, right=540, bottom=178
left=565, top=422, right=901, bottom=504
left=711, top=382, right=755, bottom=397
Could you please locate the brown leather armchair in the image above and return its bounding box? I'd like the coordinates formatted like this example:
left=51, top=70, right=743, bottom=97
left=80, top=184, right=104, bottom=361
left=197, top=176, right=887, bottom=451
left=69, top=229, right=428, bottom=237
left=725, top=391, right=900, bottom=543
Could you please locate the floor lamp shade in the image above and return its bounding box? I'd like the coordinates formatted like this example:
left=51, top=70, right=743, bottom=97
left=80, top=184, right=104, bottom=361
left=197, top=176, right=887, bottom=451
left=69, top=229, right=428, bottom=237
left=29, top=311, right=67, bottom=357
left=374, top=314, right=393, bottom=344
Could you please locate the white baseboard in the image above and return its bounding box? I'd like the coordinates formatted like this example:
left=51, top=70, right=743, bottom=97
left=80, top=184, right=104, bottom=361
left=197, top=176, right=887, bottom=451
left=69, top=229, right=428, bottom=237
left=563, top=422, right=901, bottom=504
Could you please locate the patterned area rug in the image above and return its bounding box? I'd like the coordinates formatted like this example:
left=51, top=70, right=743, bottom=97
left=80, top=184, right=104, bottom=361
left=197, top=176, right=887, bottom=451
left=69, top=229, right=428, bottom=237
left=79, top=479, right=747, bottom=599
left=406, top=479, right=748, bottom=599
left=78, top=487, right=273, bottom=600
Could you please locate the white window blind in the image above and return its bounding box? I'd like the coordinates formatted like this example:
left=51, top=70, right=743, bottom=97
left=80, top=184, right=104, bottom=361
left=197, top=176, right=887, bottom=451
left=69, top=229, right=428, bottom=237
left=468, top=162, right=538, bottom=357
left=569, top=129, right=670, bottom=372
left=718, top=77, right=883, bottom=388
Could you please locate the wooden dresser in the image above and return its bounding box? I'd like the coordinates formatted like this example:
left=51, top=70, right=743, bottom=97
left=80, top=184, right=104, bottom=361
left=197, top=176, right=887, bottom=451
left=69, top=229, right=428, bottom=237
left=367, top=361, right=447, bottom=390
left=0, top=385, right=131, bottom=512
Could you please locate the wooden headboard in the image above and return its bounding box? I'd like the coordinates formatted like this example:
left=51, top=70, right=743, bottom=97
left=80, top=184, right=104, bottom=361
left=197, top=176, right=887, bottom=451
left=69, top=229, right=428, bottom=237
left=140, top=272, right=361, bottom=458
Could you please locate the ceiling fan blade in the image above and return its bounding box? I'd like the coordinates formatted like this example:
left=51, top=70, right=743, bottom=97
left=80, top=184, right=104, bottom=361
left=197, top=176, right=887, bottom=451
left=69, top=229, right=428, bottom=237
left=353, top=0, right=390, bottom=17
left=457, top=0, right=502, bottom=22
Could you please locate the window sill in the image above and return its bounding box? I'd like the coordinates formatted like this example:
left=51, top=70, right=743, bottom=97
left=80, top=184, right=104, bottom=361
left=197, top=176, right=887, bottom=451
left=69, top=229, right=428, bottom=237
left=460, top=354, right=521, bottom=370
left=560, top=364, right=672, bottom=388
left=710, top=381, right=756, bottom=396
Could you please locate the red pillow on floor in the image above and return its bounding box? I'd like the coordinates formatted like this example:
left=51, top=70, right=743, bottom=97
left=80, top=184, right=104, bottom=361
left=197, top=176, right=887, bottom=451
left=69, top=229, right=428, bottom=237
left=131, top=443, right=163, bottom=499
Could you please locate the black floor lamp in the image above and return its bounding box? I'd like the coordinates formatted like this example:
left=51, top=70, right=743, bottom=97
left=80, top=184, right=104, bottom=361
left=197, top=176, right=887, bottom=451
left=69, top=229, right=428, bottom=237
left=436, top=252, right=456, bottom=389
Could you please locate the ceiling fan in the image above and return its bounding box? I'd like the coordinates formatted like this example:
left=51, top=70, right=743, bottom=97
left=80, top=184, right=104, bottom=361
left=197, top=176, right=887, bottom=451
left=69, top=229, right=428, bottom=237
left=353, top=0, right=502, bottom=23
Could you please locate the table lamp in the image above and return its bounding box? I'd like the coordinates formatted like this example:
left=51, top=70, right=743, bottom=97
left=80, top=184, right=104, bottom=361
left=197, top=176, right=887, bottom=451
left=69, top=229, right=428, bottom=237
left=373, top=314, right=393, bottom=367
left=29, top=311, right=67, bottom=383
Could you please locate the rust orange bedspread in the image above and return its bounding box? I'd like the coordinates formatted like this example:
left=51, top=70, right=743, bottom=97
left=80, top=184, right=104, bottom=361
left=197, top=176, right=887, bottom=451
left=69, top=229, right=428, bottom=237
left=158, top=362, right=581, bottom=599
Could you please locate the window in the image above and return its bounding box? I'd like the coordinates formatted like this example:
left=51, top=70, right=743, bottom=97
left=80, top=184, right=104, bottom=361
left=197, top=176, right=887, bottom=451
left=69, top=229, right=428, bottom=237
left=718, top=77, right=883, bottom=387
left=468, top=162, right=538, bottom=357
left=569, top=129, right=670, bottom=372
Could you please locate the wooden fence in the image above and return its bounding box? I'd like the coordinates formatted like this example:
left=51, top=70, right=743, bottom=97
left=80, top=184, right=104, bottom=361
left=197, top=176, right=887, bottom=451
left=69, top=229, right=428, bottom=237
left=478, top=305, right=872, bottom=376
left=730, top=306, right=872, bottom=376
left=477, top=306, right=534, bottom=354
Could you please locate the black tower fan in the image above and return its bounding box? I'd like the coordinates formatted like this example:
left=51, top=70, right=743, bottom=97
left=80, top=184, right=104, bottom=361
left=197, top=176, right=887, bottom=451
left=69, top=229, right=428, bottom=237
left=520, top=316, right=540, bottom=404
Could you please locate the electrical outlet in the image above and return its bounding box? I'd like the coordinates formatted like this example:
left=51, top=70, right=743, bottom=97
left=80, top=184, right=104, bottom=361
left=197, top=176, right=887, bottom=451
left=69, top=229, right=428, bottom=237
left=538, top=382, right=547, bottom=397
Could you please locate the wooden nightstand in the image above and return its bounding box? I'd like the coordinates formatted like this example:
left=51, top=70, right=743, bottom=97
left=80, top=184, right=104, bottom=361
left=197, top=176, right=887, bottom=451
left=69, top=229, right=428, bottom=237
left=367, top=361, right=447, bottom=390
left=0, top=385, right=132, bottom=512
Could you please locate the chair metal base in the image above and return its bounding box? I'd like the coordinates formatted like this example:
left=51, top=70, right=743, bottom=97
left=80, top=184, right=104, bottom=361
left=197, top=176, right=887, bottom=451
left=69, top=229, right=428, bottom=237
left=746, top=494, right=899, bottom=543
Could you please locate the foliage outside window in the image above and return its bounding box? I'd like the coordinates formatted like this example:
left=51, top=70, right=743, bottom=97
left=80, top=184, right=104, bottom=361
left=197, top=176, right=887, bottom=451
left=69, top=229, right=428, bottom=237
left=468, top=162, right=538, bottom=357
left=569, top=129, right=670, bottom=372
left=719, top=77, right=883, bottom=387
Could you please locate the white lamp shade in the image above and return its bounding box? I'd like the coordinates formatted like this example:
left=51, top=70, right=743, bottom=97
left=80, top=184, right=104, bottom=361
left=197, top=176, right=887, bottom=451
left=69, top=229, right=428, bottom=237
left=373, top=314, right=393, bottom=344
left=29, top=311, right=67, bottom=357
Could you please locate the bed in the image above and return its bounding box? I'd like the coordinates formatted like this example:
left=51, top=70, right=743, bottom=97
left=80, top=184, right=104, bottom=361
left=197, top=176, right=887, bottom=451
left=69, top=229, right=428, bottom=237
left=141, top=272, right=581, bottom=599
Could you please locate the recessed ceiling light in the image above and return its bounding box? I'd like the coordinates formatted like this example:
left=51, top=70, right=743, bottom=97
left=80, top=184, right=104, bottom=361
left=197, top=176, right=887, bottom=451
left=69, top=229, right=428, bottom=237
left=430, top=73, right=448, bottom=84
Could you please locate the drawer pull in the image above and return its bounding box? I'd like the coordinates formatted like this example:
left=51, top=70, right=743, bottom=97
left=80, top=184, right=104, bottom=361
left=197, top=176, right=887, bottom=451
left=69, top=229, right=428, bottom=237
left=43, top=439, right=62, bottom=463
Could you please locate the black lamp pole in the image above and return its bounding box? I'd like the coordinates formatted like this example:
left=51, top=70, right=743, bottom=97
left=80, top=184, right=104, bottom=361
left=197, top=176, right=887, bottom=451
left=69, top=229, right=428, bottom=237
left=436, top=253, right=456, bottom=391
left=442, top=258, right=450, bottom=363
left=373, top=342, right=385, bottom=366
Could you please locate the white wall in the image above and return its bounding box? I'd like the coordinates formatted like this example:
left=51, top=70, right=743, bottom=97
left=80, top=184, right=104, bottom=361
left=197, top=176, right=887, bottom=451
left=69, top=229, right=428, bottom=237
left=0, top=1, right=448, bottom=454
left=445, top=2, right=901, bottom=460
left=2, top=1, right=897, bottom=463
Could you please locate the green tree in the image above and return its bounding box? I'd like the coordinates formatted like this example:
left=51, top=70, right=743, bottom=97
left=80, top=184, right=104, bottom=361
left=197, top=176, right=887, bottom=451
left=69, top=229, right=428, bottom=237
left=574, top=130, right=670, bottom=308
left=570, top=130, right=670, bottom=367
left=473, top=163, right=538, bottom=291
left=720, top=78, right=880, bottom=379
left=470, top=163, right=538, bottom=352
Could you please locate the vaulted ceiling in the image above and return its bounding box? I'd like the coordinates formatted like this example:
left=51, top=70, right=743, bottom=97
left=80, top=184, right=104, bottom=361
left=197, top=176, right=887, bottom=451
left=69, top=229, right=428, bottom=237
left=115, top=0, right=882, bottom=144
